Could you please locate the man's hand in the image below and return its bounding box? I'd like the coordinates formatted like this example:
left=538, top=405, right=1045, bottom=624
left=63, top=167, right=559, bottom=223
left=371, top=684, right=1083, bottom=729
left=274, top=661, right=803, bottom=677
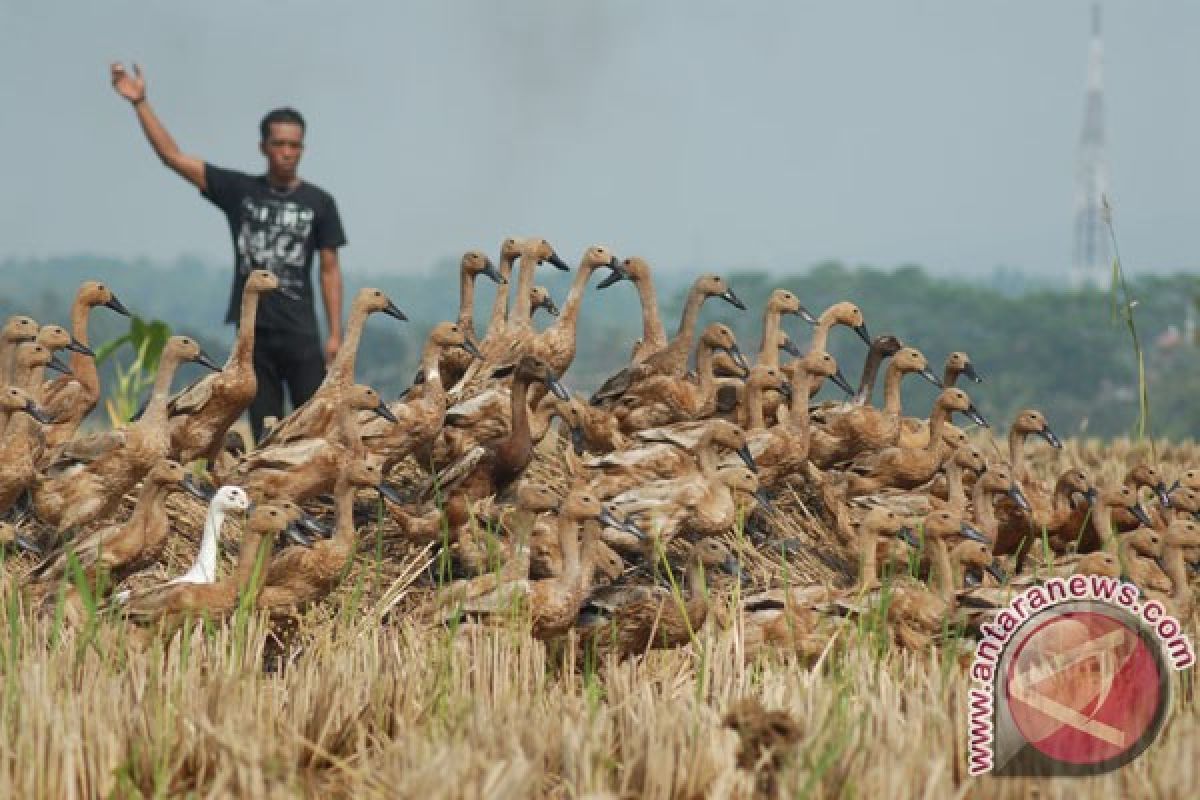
left=111, top=62, right=146, bottom=104
left=324, top=333, right=341, bottom=367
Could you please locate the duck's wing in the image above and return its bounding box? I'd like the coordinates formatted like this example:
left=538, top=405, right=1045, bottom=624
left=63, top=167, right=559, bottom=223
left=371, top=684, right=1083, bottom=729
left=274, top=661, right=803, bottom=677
left=47, top=430, right=128, bottom=471
left=238, top=439, right=331, bottom=472
left=454, top=580, right=533, bottom=617
left=28, top=523, right=118, bottom=581
left=257, top=395, right=334, bottom=447
left=167, top=373, right=217, bottom=416
left=578, top=584, right=663, bottom=621
left=632, top=421, right=711, bottom=449
left=421, top=445, right=489, bottom=500
left=444, top=387, right=508, bottom=429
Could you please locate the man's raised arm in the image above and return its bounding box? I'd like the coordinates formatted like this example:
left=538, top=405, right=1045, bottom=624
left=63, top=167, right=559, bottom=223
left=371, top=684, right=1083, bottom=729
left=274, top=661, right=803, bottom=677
left=111, top=62, right=207, bottom=192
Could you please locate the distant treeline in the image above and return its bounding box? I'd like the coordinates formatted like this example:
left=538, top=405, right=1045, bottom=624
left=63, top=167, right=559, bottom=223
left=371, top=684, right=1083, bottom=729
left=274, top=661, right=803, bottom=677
left=2, top=255, right=1198, bottom=439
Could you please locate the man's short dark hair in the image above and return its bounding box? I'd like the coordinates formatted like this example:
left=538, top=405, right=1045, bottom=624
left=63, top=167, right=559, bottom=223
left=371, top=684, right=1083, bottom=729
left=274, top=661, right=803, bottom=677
left=260, top=108, right=306, bottom=141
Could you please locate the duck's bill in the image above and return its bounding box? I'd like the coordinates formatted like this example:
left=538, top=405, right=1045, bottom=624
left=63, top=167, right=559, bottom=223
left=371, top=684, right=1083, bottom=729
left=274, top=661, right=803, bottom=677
left=795, top=305, right=818, bottom=325
left=461, top=337, right=483, bottom=359
left=780, top=338, right=802, bottom=357
left=482, top=261, right=505, bottom=284
left=960, top=522, right=990, bottom=544
left=1167, top=479, right=1181, bottom=495
left=25, top=401, right=55, bottom=425
left=1008, top=485, right=1031, bottom=513
left=1083, top=487, right=1099, bottom=506
left=737, top=444, right=758, bottom=472
left=964, top=571, right=981, bottom=588
left=285, top=523, right=316, bottom=548
left=373, top=402, right=398, bottom=424
left=919, top=368, right=944, bottom=389
left=831, top=369, right=855, bottom=396
left=725, top=344, right=749, bottom=371
left=395, top=386, right=412, bottom=403
left=965, top=405, right=989, bottom=428
left=384, top=302, right=408, bottom=321
left=963, top=362, right=983, bottom=383
left=14, top=532, right=42, bottom=556
left=545, top=375, right=570, bottom=400
left=596, top=263, right=628, bottom=289
left=854, top=323, right=872, bottom=345
left=721, top=556, right=746, bottom=580
left=570, top=425, right=586, bottom=456
left=986, top=562, right=1008, bottom=584
left=753, top=490, right=775, bottom=513
left=546, top=252, right=570, bottom=271
left=182, top=474, right=216, bottom=501
left=720, top=288, right=746, bottom=310
left=1039, top=426, right=1062, bottom=448
left=898, top=527, right=921, bottom=548
left=541, top=299, right=560, bottom=317
left=378, top=483, right=405, bottom=506
left=67, top=336, right=94, bottom=357
left=47, top=354, right=72, bottom=376
left=298, top=513, right=333, bottom=537
left=104, top=295, right=131, bottom=316
left=596, top=508, right=624, bottom=530
left=622, top=519, right=648, bottom=540
left=1156, top=483, right=1172, bottom=509
left=193, top=350, right=221, bottom=372
left=778, top=381, right=794, bottom=404
left=1130, top=503, right=1154, bottom=528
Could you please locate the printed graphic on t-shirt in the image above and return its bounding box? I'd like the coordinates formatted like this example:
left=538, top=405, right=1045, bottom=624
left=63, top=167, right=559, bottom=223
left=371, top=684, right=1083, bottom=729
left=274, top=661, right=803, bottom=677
left=234, top=196, right=316, bottom=293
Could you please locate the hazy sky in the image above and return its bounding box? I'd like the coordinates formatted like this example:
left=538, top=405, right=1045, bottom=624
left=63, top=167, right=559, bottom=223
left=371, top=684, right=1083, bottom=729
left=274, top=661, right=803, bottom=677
left=2, top=1, right=1197, bottom=279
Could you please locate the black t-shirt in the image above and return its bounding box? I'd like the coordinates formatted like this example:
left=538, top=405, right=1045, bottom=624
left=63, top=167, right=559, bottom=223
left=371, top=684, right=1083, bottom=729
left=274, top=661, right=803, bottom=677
left=202, top=164, right=347, bottom=334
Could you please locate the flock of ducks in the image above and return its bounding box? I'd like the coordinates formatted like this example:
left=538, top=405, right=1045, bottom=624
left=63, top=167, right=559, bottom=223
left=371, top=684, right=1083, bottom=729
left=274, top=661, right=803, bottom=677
left=2, top=238, right=1198, bottom=663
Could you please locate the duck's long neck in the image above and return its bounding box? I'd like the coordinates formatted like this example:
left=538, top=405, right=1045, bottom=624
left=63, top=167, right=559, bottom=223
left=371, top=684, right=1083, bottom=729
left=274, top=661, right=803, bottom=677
left=558, top=513, right=583, bottom=585
left=482, top=252, right=518, bottom=341
left=945, top=461, right=967, bottom=514
left=852, top=347, right=889, bottom=407
left=943, top=364, right=962, bottom=388
left=133, top=479, right=169, bottom=528
left=694, top=344, right=718, bottom=403
left=327, top=305, right=369, bottom=387
left=529, top=394, right=558, bottom=443
left=972, top=482, right=998, bottom=542
left=757, top=310, right=782, bottom=367
left=1052, top=477, right=1073, bottom=514
left=232, top=530, right=273, bottom=599
left=510, top=253, right=541, bottom=331
left=0, top=339, right=15, bottom=388
left=685, top=560, right=712, bottom=621
left=880, top=362, right=908, bottom=416
left=549, top=262, right=594, bottom=337
left=1163, top=545, right=1192, bottom=607
left=1095, top=505, right=1119, bottom=555
left=673, top=286, right=706, bottom=347
left=457, top=268, right=479, bottom=337
left=930, top=539, right=957, bottom=605
left=925, top=401, right=950, bottom=454
left=195, top=506, right=227, bottom=583
left=1008, top=428, right=1027, bottom=475
left=506, top=375, right=533, bottom=450
left=231, top=288, right=262, bottom=367
left=333, top=475, right=357, bottom=551
left=786, top=370, right=815, bottom=436
left=635, top=277, right=666, bottom=353
left=69, top=300, right=100, bottom=398
left=141, top=352, right=183, bottom=430
left=419, top=341, right=447, bottom=392
left=745, top=381, right=767, bottom=431
left=809, top=313, right=835, bottom=355
left=336, top=403, right=364, bottom=454
left=857, top=525, right=880, bottom=591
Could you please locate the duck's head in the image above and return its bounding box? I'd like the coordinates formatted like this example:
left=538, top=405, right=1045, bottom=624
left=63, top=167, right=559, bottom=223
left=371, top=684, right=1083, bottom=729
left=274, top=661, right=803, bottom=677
left=346, top=384, right=396, bottom=423
left=746, top=364, right=787, bottom=397
left=598, top=255, right=651, bottom=289
left=249, top=504, right=313, bottom=548
left=211, top=485, right=252, bottom=515
left=507, top=356, right=569, bottom=400
left=923, top=510, right=989, bottom=545
left=1164, top=519, right=1200, bottom=550
left=1126, top=464, right=1170, bottom=508
left=36, top=324, right=92, bottom=358
left=273, top=498, right=333, bottom=539
left=79, top=281, right=131, bottom=316
left=705, top=420, right=756, bottom=472
left=821, top=301, right=870, bottom=345
left=245, top=269, right=282, bottom=296
left=1168, top=487, right=1200, bottom=515
left=429, top=322, right=482, bottom=360
left=894, top=347, right=942, bottom=388
left=529, top=286, right=559, bottom=318
left=0, top=521, right=41, bottom=556
left=516, top=482, right=561, bottom=514
left=3, top=315, right=39, bottom=344
left=461, top=250, right=504, bottom=284
left=695, top=274, right=745, bottom=310
left=938, top=388, right=988, bottom=428
left=0, top=386, right=52, bottom=424
left=1076, top=551, right=1121, bottom=579
left=564, top=488, right=624, bottom=531
left=1099, top=485, right=1153, bottom=527
left=163, top=336, right=220, bottom=373
left=979, top=463, right=1029, bottom=511
left=1013, top=409, right=1060, bottom=448
left=146, top=459, right=187, bottom=488
left=772, top=330, right=802, bottom=358
left=945, top=351, right=981, bottom=383
left=798, top=350, right=853, bottom=395
left=862, top=507, right=916, bottom=546
left=701, top=323, right=747, bottom=370
left=352, top=287, right=407, bottom=321
left=1057, top=468, right=1094, bottom=505
left=870, top=333, right=904, bottom=360
left=525, top=238, right=569, bottom=271
left=1124, top=528, right=1163, bottom=559
left=954, top=540, right=1004, bottom=581
left=689, top=537, right=742, bottom=577
left=767, top=288, right=818, bottom=325
left=581, top=244, right=620, bottom=278
left=950, top=444, right=987, bottom=477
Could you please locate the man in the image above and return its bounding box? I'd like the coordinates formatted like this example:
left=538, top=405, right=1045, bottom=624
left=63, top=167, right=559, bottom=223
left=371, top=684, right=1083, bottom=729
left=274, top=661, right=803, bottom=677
left=110, top=62, right=346, bottom=441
